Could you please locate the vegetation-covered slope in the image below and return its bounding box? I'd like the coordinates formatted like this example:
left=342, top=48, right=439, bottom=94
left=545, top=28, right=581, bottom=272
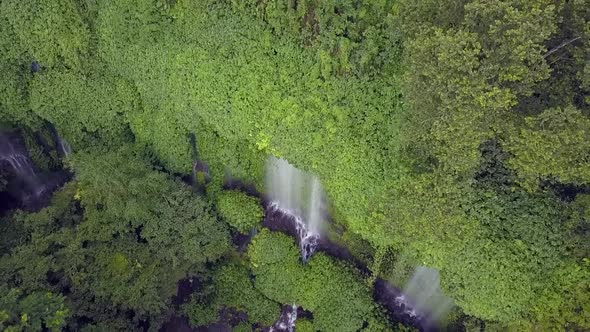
left=0, top=0, right=589, bottom=330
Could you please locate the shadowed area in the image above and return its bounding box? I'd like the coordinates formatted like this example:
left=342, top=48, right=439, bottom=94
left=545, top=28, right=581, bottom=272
left=0, top=131, right=70, bottom=213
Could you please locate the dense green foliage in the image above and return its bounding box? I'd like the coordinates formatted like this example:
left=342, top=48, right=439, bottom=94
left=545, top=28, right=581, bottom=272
left=248, top=229, right=387, bottom=332
left=183, top=262, right=280, bottom=328
left=386, top=1, right=590, bottom=329
left=0, top=149, right=230, bottom=330
left=0, top=288, right=69, bottom=332
left=217, top=191, right=264, bottom=233
left=0, top=0, right=589, bottom=330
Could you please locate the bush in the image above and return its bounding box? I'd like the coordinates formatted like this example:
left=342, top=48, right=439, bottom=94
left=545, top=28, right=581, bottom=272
left=217, top=191, right=264, bottom=233
left=232, top=322, right=252, bottom=332
left=296, top=319, right=315, bottom=332
left=182, top=262, right=281, bottom=328
left=248, top=229, right=384, bottom=332
left=0, top=287, right=70, bottom=332
left=182, top=298, right=218, bottom=328
left=214, top=263, right=281, bottom=326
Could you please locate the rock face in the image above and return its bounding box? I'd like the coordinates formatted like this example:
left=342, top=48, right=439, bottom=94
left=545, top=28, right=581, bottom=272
left=0, top=131, right=69, bottom=213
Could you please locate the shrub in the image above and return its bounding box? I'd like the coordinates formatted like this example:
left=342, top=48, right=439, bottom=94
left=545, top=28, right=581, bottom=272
left=248, top=229, right=384, bottom=332
left=182, top=298, right=218, bottom=328
left=217, top=191, right=264, bottom=233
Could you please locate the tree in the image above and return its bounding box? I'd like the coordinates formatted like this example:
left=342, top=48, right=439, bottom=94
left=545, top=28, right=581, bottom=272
left=248, top=229, right=386, bottom=332
left=0, top=0, right=91, bottom=129
left=400, top=0, right=558, bottom=177
left=182, top=262, right=282, bottom=328
left=1, top=0, right=589, bottom=329
left=506, top=106, right=590, bottom=188
left=0, top=287, right=69, bottom=332
left=0, top=146, right=231, bottom=330
left=0, top=0, right=89, bottom=70
left=29, top=68, right=137, bottom=151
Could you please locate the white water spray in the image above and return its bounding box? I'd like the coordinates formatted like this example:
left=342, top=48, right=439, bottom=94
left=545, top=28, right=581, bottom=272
left=266, top=157, right=326, bottom=262
left=286, top=304, right=297, bottom=331
left=398, top=266, right=453, bottom=323
left=0, top=134, right=47, bottom=203
left=270, top=304, right=298, bottom=332
left=3, top=154, right=36, bottom=180
left=56, top=134, right=72, bottom=158
left=0, top=139, right=38, bottom=187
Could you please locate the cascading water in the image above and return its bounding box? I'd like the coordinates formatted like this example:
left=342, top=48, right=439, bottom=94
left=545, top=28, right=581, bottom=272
left=47, top=122, right=72, bottom=159
left=57, top=136, right=72, bottom=158
left=266, top=157, right=326, bottom=262
left=264, top=156, right=453, bottom=330
left=287, top=304, right=298, bottom=329
left=269, top=304, right=298, bottom=332
left=0, top=133, right=41, bottom=193
left=398, top=266, right=454, bottom=324
left=0, top=131, right=70, bottom=212
left=2, top=153, right=36, bottom=182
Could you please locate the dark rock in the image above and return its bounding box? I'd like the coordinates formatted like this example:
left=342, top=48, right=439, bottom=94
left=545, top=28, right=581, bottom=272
left=31, top=61, right=42, bottom=73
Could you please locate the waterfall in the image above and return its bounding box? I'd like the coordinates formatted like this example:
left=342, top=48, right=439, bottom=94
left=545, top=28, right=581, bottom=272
left=397, top=266, right=453, bottom=323
left=56, top=134, right=72, bottom=158
left=3, top=154, right=36, bottom=181
left=0, top=133, right=47, bottom=204
left=266, top=157, right=326, bottom=262
left=270, top=304, right=298, bottom=332
left=47, top=122, right=72, bottom=158
left=1, top=136, right=39, bottom=187
left=1, top=131, right=71, bottom=212
left=286, top=304, right=298, bottom=331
